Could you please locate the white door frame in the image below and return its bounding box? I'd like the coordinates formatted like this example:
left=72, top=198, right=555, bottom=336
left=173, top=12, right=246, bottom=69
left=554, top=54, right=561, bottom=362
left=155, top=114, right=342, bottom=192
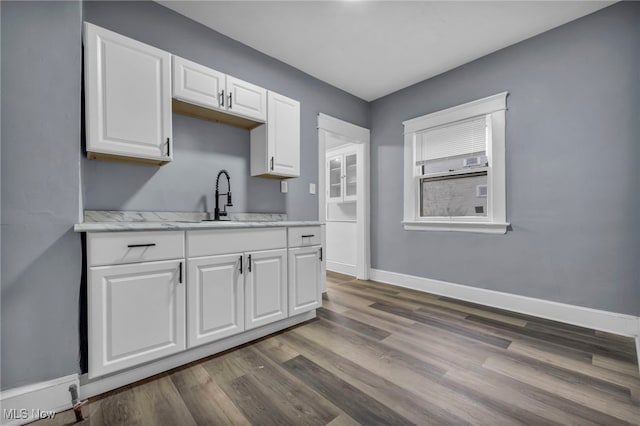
left=318, top=113, right=370, bottom=280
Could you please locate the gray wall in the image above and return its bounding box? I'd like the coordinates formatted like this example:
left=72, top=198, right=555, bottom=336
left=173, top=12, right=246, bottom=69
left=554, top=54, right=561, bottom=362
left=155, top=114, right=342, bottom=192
left=0, top=0, right=368, bottom=390
left=82, top=1, right=370, bottom=220
left=370, top=1, right=640, bottom=315
left=1, top=1, right=83, bottom=389
left=1, top=0, right=637, bottom=394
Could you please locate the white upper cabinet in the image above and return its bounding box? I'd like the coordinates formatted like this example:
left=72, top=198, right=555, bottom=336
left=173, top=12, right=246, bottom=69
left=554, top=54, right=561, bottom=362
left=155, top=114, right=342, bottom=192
left=84, top=22, right=173, bottom=165
left=226, top=76, right=267, bottom=122
left=83, top=24, right=299, bottom=171
left=250, top=91, right=301, bottom=178
left=173, top=56, right=225, bottom=111
left=172, top=56, right=266, bottom=125
left=268, top=92, right=301, bottom=177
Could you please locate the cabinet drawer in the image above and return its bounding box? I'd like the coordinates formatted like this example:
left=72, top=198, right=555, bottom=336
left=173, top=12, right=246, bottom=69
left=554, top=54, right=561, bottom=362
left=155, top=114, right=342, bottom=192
left=87, top=231, right=184, bottom=267
left=288, top=226, right=321, bottom=247
left=187, top=228, right=286, bottom=258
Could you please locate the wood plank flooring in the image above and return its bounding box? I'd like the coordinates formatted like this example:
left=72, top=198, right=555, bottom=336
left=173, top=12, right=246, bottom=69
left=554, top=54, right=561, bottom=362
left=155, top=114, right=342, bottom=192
left=38, top=272, right=640, bottom=425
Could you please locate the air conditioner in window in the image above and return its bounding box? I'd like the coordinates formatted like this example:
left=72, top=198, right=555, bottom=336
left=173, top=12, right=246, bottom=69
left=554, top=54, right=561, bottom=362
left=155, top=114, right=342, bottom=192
left=463, top=156, right=488, bottom=168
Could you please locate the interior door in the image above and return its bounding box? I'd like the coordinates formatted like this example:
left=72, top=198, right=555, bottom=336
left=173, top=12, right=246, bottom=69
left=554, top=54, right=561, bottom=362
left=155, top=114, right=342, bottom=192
left=318, top=114, right=371, bottom=281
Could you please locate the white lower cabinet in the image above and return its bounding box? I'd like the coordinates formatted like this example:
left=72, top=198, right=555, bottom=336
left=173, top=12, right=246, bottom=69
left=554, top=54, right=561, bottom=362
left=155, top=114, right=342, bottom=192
left=187, top=253, right=244, bottom=348
left=186, top=229, right=289, bottom=343
left=245, top=249, right=288, bottom=330
left=288, top=245, right=322, bottom=316
left=88, top=259, right=185, bottom=379
left=87, top=226, right=321, bottom=380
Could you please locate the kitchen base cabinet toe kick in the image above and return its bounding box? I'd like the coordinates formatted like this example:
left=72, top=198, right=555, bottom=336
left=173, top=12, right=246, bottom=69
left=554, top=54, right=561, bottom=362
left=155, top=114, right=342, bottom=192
left=82, top=225, right=323, bottom=396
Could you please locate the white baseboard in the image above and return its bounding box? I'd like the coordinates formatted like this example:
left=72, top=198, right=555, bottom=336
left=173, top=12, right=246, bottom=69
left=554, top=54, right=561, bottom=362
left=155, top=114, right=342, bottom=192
left=80, top=310, right=316, bottom=399
left=369, top=268, right=640, bottom=338
left=327, top=261, right=356, bottom=277
left=0, top=374, right=79, bottom=426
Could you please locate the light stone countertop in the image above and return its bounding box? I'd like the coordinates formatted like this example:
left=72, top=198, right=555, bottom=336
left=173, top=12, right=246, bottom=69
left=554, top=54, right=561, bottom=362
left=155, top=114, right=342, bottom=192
left=74, top=210, right=323, bottom=232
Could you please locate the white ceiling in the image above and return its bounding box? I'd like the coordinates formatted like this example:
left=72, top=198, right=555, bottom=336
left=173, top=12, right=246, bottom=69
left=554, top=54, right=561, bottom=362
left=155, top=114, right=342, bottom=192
left=158, top=1, right=613, bottom=101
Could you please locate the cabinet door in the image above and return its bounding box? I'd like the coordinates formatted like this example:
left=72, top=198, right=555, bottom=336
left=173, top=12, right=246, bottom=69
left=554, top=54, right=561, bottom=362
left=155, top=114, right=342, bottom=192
left=268, top=92, right=300, bottom=177
left=344, top=152, right=358, bottom=202
left=88, top=260, right=185, bottom=378
left=187, top=254, right=244, bottom=348
left=245, top=249, right=287, bottom=330
left=327, top=155, right=343, bottom=202
left=84, top=23, right=172, bottom=163
left=226, top=76, right=267, bottom=121
left=173, top=56, right=225, bottom=111
left=288, top=246, right=322, bottom=316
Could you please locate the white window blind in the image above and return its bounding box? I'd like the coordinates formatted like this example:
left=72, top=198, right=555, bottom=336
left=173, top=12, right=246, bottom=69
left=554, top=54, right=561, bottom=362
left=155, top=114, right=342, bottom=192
left=416, top=116, right=487, bottom=164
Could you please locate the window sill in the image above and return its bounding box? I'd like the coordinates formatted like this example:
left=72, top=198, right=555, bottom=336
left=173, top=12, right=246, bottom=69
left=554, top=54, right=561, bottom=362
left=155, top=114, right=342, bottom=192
left=402, top=220, right=509, bottom=234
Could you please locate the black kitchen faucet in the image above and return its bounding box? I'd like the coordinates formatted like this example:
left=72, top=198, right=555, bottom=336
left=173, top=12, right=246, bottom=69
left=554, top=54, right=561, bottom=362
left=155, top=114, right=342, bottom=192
left=214, top=169, right=233, bottom=221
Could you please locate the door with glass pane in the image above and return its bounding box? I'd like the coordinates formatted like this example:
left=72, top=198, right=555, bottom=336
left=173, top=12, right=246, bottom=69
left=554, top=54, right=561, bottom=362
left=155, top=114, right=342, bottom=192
left=327, top=155, right=343, bottom=202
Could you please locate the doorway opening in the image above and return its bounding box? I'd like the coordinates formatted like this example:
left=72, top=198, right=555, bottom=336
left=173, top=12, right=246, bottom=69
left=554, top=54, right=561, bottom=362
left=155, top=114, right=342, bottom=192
left=317, top=114, right=370, bottom=285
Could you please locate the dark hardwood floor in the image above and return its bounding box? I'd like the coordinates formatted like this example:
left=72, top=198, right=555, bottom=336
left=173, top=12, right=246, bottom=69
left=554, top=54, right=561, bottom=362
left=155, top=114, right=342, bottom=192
left=39, top=272, right=640, bottom=425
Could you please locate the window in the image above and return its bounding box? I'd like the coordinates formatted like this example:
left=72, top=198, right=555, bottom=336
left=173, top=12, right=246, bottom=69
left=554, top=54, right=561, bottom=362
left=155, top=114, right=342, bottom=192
left=403, top=92, right=509, bottom=234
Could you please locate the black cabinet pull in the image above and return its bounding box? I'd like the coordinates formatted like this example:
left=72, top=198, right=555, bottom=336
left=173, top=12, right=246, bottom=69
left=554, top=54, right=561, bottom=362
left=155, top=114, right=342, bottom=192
left=165, top=137, right=170, bottom=157
left=248, top=254, right=252, bottom=272
left=301, top=234, right=315, bottom=238
left=319, top=247, right=323, bottom=262
left=127, top=243, right=156, bottom=248
left=229, top=92, right=233, bottom=109
left=239, top=255, right=243, bottom=274
left=270, top=156, right=274, bottom=170
left=220, top=90, right=225, bottom=107
left=179, top=262, right=183, bottom=284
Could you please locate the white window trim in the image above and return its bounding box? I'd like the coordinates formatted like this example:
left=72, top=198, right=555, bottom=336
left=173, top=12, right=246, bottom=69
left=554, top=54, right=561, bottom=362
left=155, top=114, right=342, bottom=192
left=403, top=92, right=509, bottom=234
